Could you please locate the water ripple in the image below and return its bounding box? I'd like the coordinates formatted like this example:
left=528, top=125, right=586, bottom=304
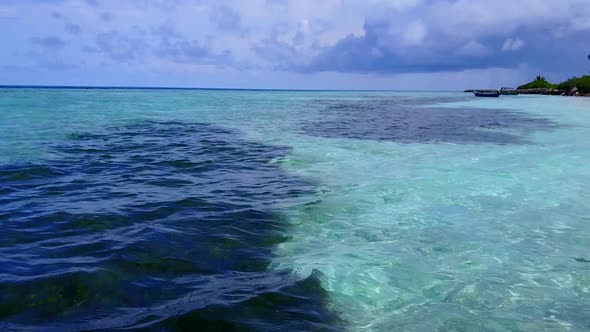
left=303, top=98, right=560, bottom=144
left=0, top=121, right=339, bottom=331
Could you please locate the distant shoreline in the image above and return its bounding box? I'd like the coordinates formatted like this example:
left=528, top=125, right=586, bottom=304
left=464, top=88, right=590, bottom=97
left=513, top=88, right=589, bottom=97
left=466, top=74, right=590, bottom=97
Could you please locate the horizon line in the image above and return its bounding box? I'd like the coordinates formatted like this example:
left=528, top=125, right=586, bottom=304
left=0, top=84, right=460, bottom=92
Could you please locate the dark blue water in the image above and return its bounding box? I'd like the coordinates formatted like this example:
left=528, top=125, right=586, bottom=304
left=303, top=98, right=559, bottom=144
left=0, top=121, right=339, bottom=331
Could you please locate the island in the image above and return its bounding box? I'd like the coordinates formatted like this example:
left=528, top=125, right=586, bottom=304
left=466, top=75, right=590, bottom=96
left=515, top=75, right=590, bottom=96
left=466, top=54, right=590, bottom=96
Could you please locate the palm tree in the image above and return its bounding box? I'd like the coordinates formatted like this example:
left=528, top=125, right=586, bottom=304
left=535, top=75, right=546, bottom=81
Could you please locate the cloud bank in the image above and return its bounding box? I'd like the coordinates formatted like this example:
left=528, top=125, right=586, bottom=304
left=0, top=0, right=589, bottom=88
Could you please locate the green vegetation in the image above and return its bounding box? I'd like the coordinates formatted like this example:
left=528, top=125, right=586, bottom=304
left=517, top=75, right=558, bottom=89
left=513, top=54, right=590, bottom=95
left=557, top=75, right=590, bottom=93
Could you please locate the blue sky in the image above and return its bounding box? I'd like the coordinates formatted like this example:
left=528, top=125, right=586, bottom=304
left=1, top=0, right=589, bottom=90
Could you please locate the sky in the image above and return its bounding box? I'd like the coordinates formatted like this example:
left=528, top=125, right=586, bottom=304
left=0, top=0, right=589, bottom=90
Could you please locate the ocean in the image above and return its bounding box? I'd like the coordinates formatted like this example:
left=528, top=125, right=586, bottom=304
left=0, top=88, right=589, bottom=331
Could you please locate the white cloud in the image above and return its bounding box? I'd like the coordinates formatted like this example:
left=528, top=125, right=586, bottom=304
left=570, top=17, right=590, bottom=31
left=369, top=47, right=383, bottom=58
left=401, top=20, right=428, bottom=46
left=458, top=40, right=491, bottom=56
left=428, top=0, right=589, bottom=38
left=502, top=38, right=525, bottom=51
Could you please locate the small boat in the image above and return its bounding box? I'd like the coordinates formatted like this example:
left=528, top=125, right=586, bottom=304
left=500, top=87, right=519, bottom=95
left=474, top=90, right=500, bottom=97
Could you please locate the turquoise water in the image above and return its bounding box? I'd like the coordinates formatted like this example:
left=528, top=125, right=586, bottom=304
left=1, top=88, right=589, bottom=330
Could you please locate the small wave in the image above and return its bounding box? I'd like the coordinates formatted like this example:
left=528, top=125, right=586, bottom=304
left=0, top=121, right=333, bottom=330
left=303, top=99, right=559, bottom=144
